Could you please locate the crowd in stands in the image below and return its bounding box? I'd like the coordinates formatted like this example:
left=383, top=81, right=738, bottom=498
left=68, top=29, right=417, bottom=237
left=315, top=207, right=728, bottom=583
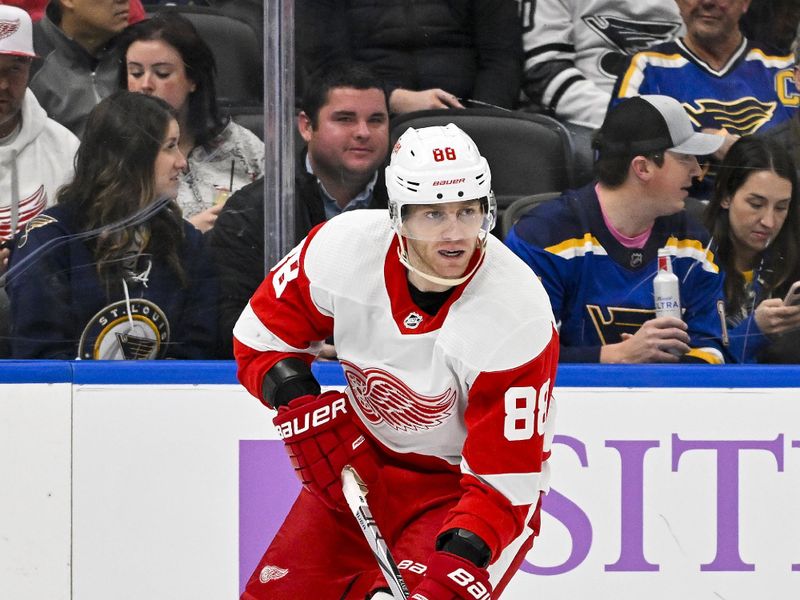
left=1, top=0, right=799, bottom=363
left=118, top=12, right=264, bottom=232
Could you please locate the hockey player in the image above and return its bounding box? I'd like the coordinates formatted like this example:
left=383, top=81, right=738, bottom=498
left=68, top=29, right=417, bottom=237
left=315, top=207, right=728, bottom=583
left=234, top=124, right=559, bottom=599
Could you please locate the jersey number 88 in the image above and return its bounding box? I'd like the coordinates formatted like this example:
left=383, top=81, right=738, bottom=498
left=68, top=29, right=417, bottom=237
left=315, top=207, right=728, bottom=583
left=503, top=382, right=550, bottom=442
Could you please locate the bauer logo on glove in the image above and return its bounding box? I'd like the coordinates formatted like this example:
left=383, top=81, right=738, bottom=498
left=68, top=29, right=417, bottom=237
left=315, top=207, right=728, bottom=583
left=274, top=394, right=348, bottom=439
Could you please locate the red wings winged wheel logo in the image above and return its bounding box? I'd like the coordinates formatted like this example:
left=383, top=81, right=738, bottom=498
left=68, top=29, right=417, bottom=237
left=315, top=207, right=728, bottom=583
left=340, top=360, right=457, bottom=433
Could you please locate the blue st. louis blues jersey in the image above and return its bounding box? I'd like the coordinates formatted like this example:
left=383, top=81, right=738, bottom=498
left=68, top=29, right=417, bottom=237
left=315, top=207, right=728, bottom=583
left=504, top=185, right=728, bottom=363
left=611, top=38, right=799, bottom=135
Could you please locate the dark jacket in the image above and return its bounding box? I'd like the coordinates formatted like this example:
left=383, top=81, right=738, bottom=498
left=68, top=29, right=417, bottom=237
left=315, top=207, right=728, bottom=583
left=760, top=117, right=800, bottom=183
left=29, top=3, right=122, bottom=137
left=6, top=204, right=218, bottom=360
left=208, top=147, right=389, bottom=357
left=297, top=0, right=523, bottom=109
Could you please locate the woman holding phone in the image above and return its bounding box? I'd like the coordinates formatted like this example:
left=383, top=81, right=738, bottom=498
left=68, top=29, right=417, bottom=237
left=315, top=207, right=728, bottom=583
left=704, top=136, right=800, bottom=363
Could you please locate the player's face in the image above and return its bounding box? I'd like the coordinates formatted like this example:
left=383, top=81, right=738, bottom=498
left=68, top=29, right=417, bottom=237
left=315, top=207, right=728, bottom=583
left=65, top=0, right=129, bottom=37
left=675, top=0, right=751, bottom=46
left=651, top=151, right=702, bottom=216
left=403, top=200, right=482, bottom=291
left=0, top=55, right=30, bottom=137
left=721, top=169, right=792, bottom=268
left=152, top=118, right=187, bottom=201
left=299, top=87, right=389, bottom=183
left=126, top=40, right=197, bottom=114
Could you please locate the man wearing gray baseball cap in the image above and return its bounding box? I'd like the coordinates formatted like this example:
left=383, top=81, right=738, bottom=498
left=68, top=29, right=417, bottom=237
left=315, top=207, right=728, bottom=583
left=593, top=94, right=726, bottom=159
left=506, top=94, right=732, bottom=364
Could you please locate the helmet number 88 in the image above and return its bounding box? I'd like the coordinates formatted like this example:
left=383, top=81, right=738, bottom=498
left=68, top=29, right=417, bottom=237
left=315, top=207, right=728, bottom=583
left=504, top=381, right=550, bottom=441
left=432, top=147, right=457, bottom=162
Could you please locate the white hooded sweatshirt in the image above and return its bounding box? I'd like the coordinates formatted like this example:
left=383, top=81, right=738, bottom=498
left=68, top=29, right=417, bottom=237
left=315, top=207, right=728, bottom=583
left=0, top=88, right=79, bottom=242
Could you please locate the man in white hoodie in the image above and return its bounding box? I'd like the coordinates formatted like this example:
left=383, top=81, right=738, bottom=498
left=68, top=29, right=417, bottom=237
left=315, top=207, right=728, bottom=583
left=0, top=5, right=78, bottom=356
left=0, top=5, right=78, bottom=257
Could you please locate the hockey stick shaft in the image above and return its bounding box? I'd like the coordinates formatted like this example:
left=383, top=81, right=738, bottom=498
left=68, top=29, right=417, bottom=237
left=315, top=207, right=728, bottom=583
left=341, top=466, right=410, bottom=600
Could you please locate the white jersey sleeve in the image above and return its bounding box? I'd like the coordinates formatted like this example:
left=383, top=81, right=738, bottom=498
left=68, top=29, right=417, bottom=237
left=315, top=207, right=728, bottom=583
left=521, top=0, right=682, bottom=127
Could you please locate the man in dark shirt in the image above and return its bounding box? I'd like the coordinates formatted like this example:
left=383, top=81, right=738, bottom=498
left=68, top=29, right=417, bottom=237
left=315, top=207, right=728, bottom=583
left=29, top=0, right=131, bottom=136
left=208, top=63, right=390, bottom=357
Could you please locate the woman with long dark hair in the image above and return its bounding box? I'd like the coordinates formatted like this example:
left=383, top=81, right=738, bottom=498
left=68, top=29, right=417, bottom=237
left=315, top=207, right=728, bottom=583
left=704, top=135, right=800, bottom=363
left=6, top=91, right=217, bottom=359
left=119, top=11, right=264, bottom=232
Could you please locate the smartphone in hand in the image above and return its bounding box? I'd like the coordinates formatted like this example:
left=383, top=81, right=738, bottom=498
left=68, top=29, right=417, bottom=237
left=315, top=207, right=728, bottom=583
left=783, top=281, right=800, bottom=306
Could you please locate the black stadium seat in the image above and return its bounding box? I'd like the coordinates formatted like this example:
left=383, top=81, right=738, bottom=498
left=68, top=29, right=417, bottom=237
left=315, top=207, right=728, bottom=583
left=501, top=192, right=561, bottom=239
left=389, top=108, right=577, bottom=233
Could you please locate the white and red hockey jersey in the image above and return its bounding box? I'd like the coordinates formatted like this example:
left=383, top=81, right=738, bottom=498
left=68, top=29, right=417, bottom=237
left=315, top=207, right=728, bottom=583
left=234, top=209, right=559, bottom=560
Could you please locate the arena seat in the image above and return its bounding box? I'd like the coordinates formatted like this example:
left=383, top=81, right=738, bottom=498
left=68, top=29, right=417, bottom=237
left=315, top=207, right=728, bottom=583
left=389, top=108, right=577, bottom=232
left=226, top=105, right=264, bottom=140
left=501, top=191, right=561, bottom=239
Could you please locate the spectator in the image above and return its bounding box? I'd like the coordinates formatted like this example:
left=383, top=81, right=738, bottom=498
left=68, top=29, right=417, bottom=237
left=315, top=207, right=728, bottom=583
left=0, top=5, right=79, bottom=256
left=28, top=0, right=130, bottom=137
left=740, top=0, right=800, bottom=55
left=610, top=0, right=797, bottom=148
left=760, top=26, right=800, bottom=177
left=0, top=4, right=79, bottom=358
left=6, top=91, right=217, bottom=359
left=703, top=135, right=800, bottom=363
left=521, top=0, right=682, bottom=128
left=505, top=95, right=729, bottom=364
left=119, top=11, right=264, bottom=232
left=208, top=62, right=389, bottom=357
left=296, top=0, right=523, bottom=113
left=2, top=0, right=146, bottom=24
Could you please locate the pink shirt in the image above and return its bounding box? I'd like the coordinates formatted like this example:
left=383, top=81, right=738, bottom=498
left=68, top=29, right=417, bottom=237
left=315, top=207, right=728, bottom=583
left=596, top=183, right=653, bottom=249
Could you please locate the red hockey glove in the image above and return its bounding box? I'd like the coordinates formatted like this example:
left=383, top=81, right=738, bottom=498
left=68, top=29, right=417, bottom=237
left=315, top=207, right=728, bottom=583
left=272, top=390, right=379, bottom=510
left=409, top=552, right=492, bottom=600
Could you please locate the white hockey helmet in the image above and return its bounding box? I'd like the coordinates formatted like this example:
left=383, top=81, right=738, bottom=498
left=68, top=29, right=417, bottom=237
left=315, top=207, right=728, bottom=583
left=386, top=123, right=496, bottom=240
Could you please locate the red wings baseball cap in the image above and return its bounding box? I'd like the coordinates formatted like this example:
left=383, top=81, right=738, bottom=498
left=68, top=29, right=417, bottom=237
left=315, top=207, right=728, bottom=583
left=0, top=5, right=38, bottom=58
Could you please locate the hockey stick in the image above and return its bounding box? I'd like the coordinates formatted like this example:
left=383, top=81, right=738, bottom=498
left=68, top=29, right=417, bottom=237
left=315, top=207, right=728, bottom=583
left=341, top=466, right=410, bottom=600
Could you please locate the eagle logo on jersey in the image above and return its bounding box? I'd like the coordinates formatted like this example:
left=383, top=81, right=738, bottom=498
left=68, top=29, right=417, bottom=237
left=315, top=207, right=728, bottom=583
left=5, top=186, right=49, bottom=244
left=340, top=360, right=457, bottom=433
left=584, top=15, right=682, bottom=79
left=586, top=305, right=654, bottom=344
left=683, top=97, right=776, bottom=135
left=0, top=18, right=21, bottom=41
left=259, top=565, right=289, bottom=583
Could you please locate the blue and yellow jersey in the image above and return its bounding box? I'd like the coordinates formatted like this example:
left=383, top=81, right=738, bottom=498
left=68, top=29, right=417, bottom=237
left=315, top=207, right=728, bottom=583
left=610, top=38, right=798, bottom=135
left=504, top=185, right=729, bottom=363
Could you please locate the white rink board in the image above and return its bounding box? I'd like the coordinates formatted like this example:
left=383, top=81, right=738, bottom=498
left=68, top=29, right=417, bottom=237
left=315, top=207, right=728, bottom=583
left=2, top=363, right=799, bottom=600
left=70, top=383, right=268, bottom=600
left=0, top=382, right=72, bottom=600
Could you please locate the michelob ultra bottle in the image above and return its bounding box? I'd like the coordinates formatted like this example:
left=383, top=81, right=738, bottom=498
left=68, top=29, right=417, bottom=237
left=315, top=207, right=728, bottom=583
left=653, top=248, right=682, bottom=319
